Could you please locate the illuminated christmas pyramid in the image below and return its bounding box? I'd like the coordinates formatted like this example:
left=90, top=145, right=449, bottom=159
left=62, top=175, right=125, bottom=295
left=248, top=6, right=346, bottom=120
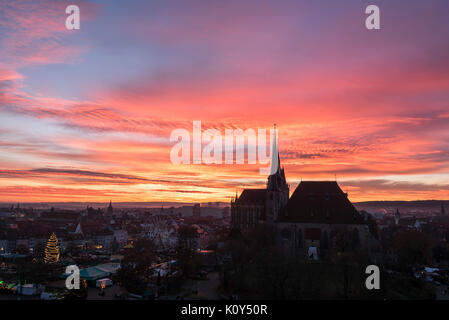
left=44, top=232, right=60, bottom=264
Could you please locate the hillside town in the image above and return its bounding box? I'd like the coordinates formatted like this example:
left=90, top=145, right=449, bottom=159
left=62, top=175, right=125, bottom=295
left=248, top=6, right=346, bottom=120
left=1, top=188, right=449, bottom=299
left=0, top=202, right=230, bottom=299
left=0, top=136, right=448, bottom=300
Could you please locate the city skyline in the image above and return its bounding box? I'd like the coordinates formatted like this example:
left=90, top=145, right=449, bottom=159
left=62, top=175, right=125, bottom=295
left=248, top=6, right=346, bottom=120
left=1, top=0, right=449, bottom=203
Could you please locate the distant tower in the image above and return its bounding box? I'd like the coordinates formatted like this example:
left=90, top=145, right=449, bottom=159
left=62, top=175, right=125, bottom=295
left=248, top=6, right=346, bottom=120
left=266, top=125, right=289, bottom=223
left=394, top=208, right=401, bottom=225
left=107, top=200, right=113, bottom=216
left=193, top=204, right=201, bottom=218
left=442, top=202, right=446, bottom=216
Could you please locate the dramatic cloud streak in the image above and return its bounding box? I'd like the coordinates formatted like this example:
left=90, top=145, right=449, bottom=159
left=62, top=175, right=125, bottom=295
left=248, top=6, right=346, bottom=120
left=0, top=0, right=449, bottom=202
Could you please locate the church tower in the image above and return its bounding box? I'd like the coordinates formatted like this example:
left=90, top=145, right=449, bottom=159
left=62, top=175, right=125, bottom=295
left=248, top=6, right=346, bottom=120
left=266, top=125, right=289, bottom=223
left=107, top=200, right=113, bottom=216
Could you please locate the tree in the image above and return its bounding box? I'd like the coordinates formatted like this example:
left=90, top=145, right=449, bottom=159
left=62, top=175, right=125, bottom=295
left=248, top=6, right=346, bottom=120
left=178, top=226, right=198, bottom=251
left=123, top=238, right=156, bottom=276
left=111, top=237, right=119, bottom=253
left=176, top=226, right=199, bottom=277
left=393, top=231, right=432, bottom=269
left=44, top=233, right=60, bottom=264
left=15, top=259, right=61, bottom=284
left=366, top=214, right=380, bottom=240
left=433, top=243, right=449, bottom=264
left=114, top=263, right=146, bottom=295
left=34, top=242, right=46, bottom=258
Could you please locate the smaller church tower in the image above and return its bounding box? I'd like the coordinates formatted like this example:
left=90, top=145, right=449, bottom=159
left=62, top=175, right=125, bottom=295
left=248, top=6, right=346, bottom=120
left=442, top=202, right=446, bottom=216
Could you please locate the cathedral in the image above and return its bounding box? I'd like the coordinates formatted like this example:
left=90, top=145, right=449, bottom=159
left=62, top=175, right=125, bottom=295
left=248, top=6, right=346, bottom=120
left=230, top=130, right=289, bottom=231
left=230, top=129, right=379, bottom=260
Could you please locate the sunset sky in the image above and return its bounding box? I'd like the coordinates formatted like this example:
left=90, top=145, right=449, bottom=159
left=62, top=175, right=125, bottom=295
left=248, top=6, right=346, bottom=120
left=1, top=0, right=449, bottom=203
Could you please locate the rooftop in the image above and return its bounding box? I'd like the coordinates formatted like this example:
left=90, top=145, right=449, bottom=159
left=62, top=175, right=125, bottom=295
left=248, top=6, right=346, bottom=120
left=279, top=181, right=365, bottom=224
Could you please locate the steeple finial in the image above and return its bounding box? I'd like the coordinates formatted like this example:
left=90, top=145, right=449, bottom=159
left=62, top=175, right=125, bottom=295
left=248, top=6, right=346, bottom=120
left=269, top=124, right=279, bottom=176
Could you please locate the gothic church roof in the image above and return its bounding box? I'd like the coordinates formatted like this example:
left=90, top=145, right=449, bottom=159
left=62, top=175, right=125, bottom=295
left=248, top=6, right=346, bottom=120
left=279, top=181, right=364, bottom=224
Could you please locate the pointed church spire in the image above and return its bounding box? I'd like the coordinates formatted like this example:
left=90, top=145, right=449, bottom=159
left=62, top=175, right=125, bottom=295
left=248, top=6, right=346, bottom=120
left=270, top=124, right=280, bottom=176
left=107, top=200, right=113, bottom=215
left=267, top=124, right=288, bottom=192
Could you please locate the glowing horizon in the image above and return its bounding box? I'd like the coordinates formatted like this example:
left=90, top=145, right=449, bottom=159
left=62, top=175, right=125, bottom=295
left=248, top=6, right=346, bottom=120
left=1, top=0, right=449, bottom=203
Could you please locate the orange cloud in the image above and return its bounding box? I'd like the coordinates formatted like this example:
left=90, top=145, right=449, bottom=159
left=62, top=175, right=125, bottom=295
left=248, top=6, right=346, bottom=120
left=1, top=1, right=449, bottom=202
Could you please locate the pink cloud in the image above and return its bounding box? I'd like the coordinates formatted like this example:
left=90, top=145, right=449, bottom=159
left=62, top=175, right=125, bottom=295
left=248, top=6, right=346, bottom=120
left=0, top=0, right=97, bottom=67
left=1, top=1, right=449, bottom=202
